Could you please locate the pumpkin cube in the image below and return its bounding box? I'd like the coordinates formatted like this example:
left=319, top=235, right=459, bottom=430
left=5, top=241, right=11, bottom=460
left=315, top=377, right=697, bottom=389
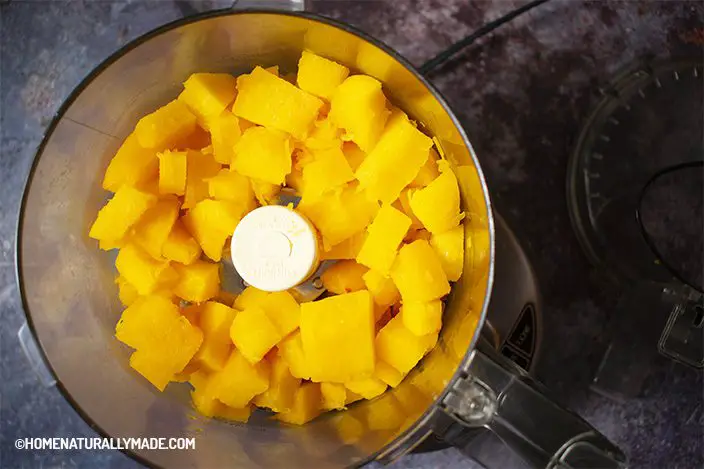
left=254, top=355, right=301, bottom=413
left=356, top=204, right=411, bottom=275
left=394, top=189, right=423, bottom=230
left=304, top=118, right=343, bottom=151
left=115, top=296, right=173, bottom=349
left=376, top=315, right=436, bottom=373
left=115, top=244, right=171, bottom=295
left=375, top=360, right=405, bottom=388
left=278, top=331, right=313, bottom=380
left=430, top=225, right=464, bottom=282
left=183, top=199, right=244, bottom=262
left=362, top=269, right=400, bottom=307
left=297, top=183, right=379, bottom=248
left=234, top=286, right=269, bottom=310
left=157, top=150, right=187, bottom=196
left=321, top=382, right=347, bottom=410
left=408, top=148, right=440, bottom=188
left=276, top=383, right=323, bottom=425
left=342, top=142, right=366, bottom=172
left=173, top=126, right=211, bottom=151
left=179, top=73, right=237, bottom=125
left=209, top=111, right=242, bottom=164
left=207, top=168, right=256, bottom=209
left=251, top=178, right=281, bottom=205
left=232, top=126, right=292, bottom=185
left=329, top=75, right=389, bottom=152
left=212, top=350, right=270, bottom=409
left=132, top=196, right=180, bottom=259
left=297, top=51, right=350, bottom=100
left=215, top=405, right=252, bottom=423
left=261, top=291, right=301, bottom=337
left=116, top=276, right=139, bottom=307
left=355, top=112, right=432, bottom=203
left=300, top=290, right=375, bottom=382
left=129, top=351, right=174, bottom=391
left=321, top=260, right=368, bottom=295
left=173, top=260, right=220, bottom=303
left=233, top=66, right=323, bottom=140
left=135, top=99, right=197, bottom=150
left=409, top=169, right=463, bottom=234
left=89, top=186, right=157, bottom=242
left=195, top=301, right=237, bottom=371
left=182, top=149, right=221, bottom=209
left=301, top=147, right=354, bottom=201
left=345, top=377, right=387, bottom=400
left=162, top=220, right=202, bottom=265
left=321, top=231, right=366, bottom=261
left=390, top=240, right=450, bottom=302
left=402, top=300, right=443, bottom=336
left=230, top=307, right=282, bottom=364
left=103, top=133, right=159, bottom=192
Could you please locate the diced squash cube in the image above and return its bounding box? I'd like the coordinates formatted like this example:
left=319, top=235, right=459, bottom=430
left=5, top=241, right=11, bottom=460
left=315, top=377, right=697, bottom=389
left=195, top=301, right=237, bottom=371
left=321, top=382, right=347, bottom=410
left=173, top=126, right=211, bottom=151
left=304, top=118, right=343, bottom=151
left=430, top=225, right=464, bottom=282
left=233, top=126, right=292, bottom=185
left=135, top=99, right=197, bottom=150
left=191, top=370, right=253, bottom=422
left=355, top=113, right=432, bottom=203
left=116, top=276, right=139, bottom=307
left=390, top=240, right=450, bottom=302
left=233, top=66, right=323, bottom=140
left=172, top=361, right=200, bottom=383
left=209, top=111, right=242, bottom=164
left=297, top=51, right=350, bottom=100
left=129, top=351, right=173, bottom=391
left=215, top=405, right=252, bottom=423
left=211, top=350, right=270, bottom=409
left=375, top=360, right=405, bottom=388
left=408, top=148, right=440, bottom=188
left=297, top=184, right=379, bottom=248
left=230, top=307, right=281, bottom=364
left=342, top=142, right=366, bottom=172
left=302, top=146, right=355, bottom=201
left=362, top=395, right=404, bottom=430
left=320, top=260, right=368, bottom=295
left=356, top=204, right=411, bottom=275
left=158, top=150, right=187, bottom=196
left=162, top=220, right=202, bottom=265
left=179, top=73, right=237, bottom=124
left=99, top=237, right=125, bottom=251
left=276, top=383, right=322, bottom=425
left=409, top=169, right=463, bottom=234
left=183, top=149, right=222, bottom=209
left=251, top=178, right=281, bottom=205
left=261, top=291, right=301, bottom=337
left=132, top=197, right=180, bottom=259
left=300, top=290, right=375, bottom=382
left=208, top=169, right=256, bottom=210
left=89, top=186, right=157, bottom=242
left=103, top=133, right=159, bottom=192
left=329, top=75, right=389, bottom=152
left=115, top=244, right=171, bottom=295
left=402, top=300, right=443, bottom=336
left=362, top=269, right=400, bottom=307
left=254, top=355, right=301, bottom=413
left=278, top=331, right=313, bottom=380
left=115, top=296, right=173, bottom=349
left=234, top=286, right=269, bottom=310
left=345, top=377, right=387, bottom=400
left=321, top=231, right=366, bottom=261
left=376, top=315, right=436, bottom=373
left=183, top=199, right=244, bottom=262
left=394, top=189, right=423, bottom=230
left=173, top=260, right=220, bottom=303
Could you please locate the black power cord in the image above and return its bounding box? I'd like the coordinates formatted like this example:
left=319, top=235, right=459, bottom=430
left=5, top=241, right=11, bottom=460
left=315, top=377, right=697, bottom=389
left=418, top=0, right=551, bottom=76
left=636, top=160, right=704, bottom=293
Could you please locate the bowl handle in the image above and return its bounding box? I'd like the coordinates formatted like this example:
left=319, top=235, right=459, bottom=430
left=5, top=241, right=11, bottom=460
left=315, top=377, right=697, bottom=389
left=439, top=341, right=626, bottom=469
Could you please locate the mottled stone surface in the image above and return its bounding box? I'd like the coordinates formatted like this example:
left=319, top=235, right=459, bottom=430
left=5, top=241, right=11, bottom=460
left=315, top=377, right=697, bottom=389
left=1, top=1, right=702, bottom=468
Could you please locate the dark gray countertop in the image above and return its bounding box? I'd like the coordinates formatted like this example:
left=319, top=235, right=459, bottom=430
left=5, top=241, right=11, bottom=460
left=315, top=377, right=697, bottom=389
left=1, top=1, right=702, bottom=468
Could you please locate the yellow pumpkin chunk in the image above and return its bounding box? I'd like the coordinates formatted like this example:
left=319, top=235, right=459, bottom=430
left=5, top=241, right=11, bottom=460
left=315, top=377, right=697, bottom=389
left=162, top=220, right=202, bottom=265
left=207, top=169, right=256, bottom=210
left=345, top=377, right=387, bottom=400
left=321, top=231, right=366, bottom=261
left=131, top=197, right=180, bottom=259
left=116, top=276, right=139, bottom=307
left=234, top=286, right=269, bottom=310
left=301, top=146, right=355, bottom=201
left=408, top=148, right=440, bottom=188
left=402, top=300, right=443, bottom=336
left=135, top=99, right=197, bottom=150
left=375, top=360, right=405, bottom=388
left=211, top=350, right=270, bottom=409
left=276, top=383, right=323, bottom=425
left=362, top=269, right=400, bottom=307
left=232, top=126, right=292, bottom=185
left=300, top=290, right=375, bottom=383
left=329, top=75, right=389, bottom=152
left=297, top=51, right=350, bottom=100
left=321, top=382, right=347, bottom=410
left=342, top=142, right=366, bottom=172
left=209, top=111, right=241, bottom=164
left=430, top=225, right=464, bottom=282
left=89, top=186, right=157, bottom=243
left=390, top=240, right=450, bottom=302
left=251, top=178, right=281, bottom=205
left=355, top=113, right=432, bottom=203
left=320, top=260, right=368, bottom=295
left=195, top=301, right=237, bottom=371
left=179, top=73, right=237, bottom=126
left=173, top=260, right=220, bottom=303
left=115, top=244, right=171, bottom=295
left=278, top=331, right=313, bottom=380
left=183, top=199, right=245, bottom=262
left=183, top=149, right=222, bottom=209
left=409, top=168, right=463, bottom=234
left=254, top=355, right=301, bottom=413
left=103, top=133, right=158, bottom=192
left=260, top=291, right=301, bottom=337
left=233, top=66, right=323, bottom=140
left=356, top=204, right=411, bottom=275
left=157, top=150, right=187, bottom=196
left=376, top=315, right=436, bottom=374
left=230, top=307, right=281, bottom=364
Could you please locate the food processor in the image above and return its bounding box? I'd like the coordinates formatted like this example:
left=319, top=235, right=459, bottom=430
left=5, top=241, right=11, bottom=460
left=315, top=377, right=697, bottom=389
left=15, top=3, right=627, bottom=468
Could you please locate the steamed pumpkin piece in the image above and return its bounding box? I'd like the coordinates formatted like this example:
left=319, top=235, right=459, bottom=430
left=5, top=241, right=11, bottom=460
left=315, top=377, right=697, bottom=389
left=232, top=126, right=292, bottom=185
left=195, top=301, right=237, bottom=371
left=89, top=186, right=157, bottom=243
left=320, top=230, right=366, bottom=261
left=131, top=196, right=180, bottom=259
left=207, top=168, right=256, bottom=209
left=300, top=290, right=376, bottom=383
left=376, top=314, right=437, bottom=374
left=232, top=66, right=324, bottom=140
left=135, top=99, right=197, bottom=150
left=390, top=239, right=450, bottom=303
left=209, top=350, right=271, bottom=409
left=162, top=220, right=202, bottom=265
left=297, top=51, right=350, bottom=100
left=172, top=260, right=220, bottom=303
left=230, top=306, right=282, bottom=364
left=320, top=382, right=348, bottom=410
left=276, top=382, right=323, bottom=425
left=254, top=354, right=301, bottom=413
left=356, top=204, right=411, bottom=275
left=182, top=149, right=222, bottom=209
left=401, top=300, right=443, bottom=336
left=355, top=112, right=433, bottom=203
left=102, top=133, right=159, bottom=192
left=329, top=75, right=389, bottom=152
left=301, top=146, right=355, bottom=201
left=209, top=111, right=241, bottom=164
left=116, top=295, right=203, bottom=391
left=157, top=150, right=187, bottom=196
left=190, top=371, right=253, bottom=422
left=178, top=73, right=238, bottom=128
left=182, top=198, right=246, bottom=262
left=320, top=260, right=368, bottom=295
left=362, top=269, right=400, bottom=308
left=115, top=243, right=171, bottom=295
left=430, top=225, right=464, bottom=282
left=278, top=331, right=313, bottom=381
left=409, top=164, right=464, bottom=234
